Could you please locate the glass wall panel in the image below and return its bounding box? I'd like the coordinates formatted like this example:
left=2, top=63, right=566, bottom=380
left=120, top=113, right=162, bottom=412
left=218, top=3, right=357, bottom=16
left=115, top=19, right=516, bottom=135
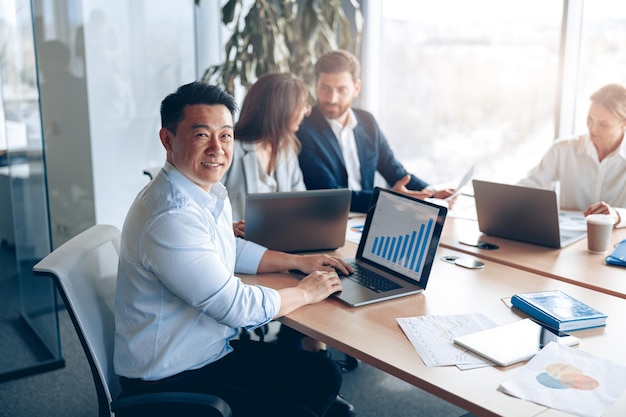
left=35, top=0, right=95, bottom=249
left=375, top=0, right=563, bottom=185
left=0, top=0, right=197, bottom=382
left=33, top=0, right=195, bottom=250
left=82, top=0, right=195, bottom=234
left=0, top=0, right=61, bottom=381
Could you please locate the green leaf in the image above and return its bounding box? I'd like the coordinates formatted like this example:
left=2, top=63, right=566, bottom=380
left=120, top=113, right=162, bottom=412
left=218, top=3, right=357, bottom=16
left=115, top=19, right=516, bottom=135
left=222, top=0, right=239, bottom=25
left=202, top=0, right=363, bottom=91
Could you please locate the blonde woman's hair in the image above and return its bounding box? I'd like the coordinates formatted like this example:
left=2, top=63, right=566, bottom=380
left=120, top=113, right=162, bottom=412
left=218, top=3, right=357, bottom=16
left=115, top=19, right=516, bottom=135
left=590, top=83, right=626, bottom=121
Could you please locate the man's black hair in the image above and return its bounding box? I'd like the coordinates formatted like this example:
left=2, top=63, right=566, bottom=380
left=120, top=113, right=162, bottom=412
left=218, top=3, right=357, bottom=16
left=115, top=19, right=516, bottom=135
left=160, top=81, right=238, bottom=133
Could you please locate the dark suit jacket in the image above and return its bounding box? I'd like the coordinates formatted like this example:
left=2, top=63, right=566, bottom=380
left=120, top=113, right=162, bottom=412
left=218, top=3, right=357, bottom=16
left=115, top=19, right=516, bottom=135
left=297, top=106, right=429, bottom=212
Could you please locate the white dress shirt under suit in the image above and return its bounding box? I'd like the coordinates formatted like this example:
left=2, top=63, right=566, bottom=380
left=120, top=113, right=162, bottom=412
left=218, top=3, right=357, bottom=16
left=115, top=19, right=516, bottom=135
left=326, top=109, right=362, bottom=192
left=519, top=133, right=626, bottom=228
left=222, top=140, right=306, bottom=222
left=114, top=161, right=280, bottom=380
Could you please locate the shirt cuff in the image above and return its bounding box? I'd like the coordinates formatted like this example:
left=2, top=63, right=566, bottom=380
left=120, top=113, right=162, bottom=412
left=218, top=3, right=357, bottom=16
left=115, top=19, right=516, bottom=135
left=243, top=287, right=281, bottom=331
left=614, top=207, right=626, bottom=228
left=235, top=238, right=268, bottom=274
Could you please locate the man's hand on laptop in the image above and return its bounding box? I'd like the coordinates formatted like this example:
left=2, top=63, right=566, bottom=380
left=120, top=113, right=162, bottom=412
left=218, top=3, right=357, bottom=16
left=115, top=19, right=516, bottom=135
left=297, top=270, right=344, bottom=304
left=295, top=254, right=354, bottom=276
left=233, top=220, right=245, bottom=237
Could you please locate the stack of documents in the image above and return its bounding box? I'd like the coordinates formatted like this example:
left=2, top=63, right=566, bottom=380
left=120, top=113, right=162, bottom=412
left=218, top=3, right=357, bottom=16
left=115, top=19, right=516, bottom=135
left=396, top=313, right=497, bottom=369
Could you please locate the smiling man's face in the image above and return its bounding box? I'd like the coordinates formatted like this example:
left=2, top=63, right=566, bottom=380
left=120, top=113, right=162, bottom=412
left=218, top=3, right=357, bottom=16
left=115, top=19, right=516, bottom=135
left=160, top=104, right=234, bottom=192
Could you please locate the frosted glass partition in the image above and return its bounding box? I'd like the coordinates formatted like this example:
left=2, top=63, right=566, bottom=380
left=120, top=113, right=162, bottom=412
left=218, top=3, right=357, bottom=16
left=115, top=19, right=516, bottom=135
left=0, top=0, right=198, bottom=382
left=82, top=0, right=195, bottom=238
left=0, top=0, right=61, bottom=381
left=36, top=1, right=196, bottom=249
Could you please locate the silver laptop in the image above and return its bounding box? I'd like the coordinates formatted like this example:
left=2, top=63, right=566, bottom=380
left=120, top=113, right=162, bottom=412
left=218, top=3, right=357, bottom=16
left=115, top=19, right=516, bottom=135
left=294, top=187, right=448, bottom=307
left=472, top=180, right=586, bottom=249
left=244, top=189, right=351, bottom=253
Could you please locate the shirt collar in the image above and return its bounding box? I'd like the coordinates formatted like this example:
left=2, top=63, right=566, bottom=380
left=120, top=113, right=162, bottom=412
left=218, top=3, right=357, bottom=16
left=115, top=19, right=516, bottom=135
left=581, top=134, right=597, bottom=158
left=240, top=140, right=257, bottom=153
left=581, top=133, right=626, bottom=161
left=617, top=136, right=626, bottom=160
left=162, top=161, right=226, bottom=217
left=325, top=108, right=358, bottom=132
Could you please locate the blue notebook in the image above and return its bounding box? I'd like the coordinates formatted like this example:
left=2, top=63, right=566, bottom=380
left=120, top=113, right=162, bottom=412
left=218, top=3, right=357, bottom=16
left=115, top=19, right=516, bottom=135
left=511, top=290, right=607, bottom=332
left=606, top=239, right=626, bottom=267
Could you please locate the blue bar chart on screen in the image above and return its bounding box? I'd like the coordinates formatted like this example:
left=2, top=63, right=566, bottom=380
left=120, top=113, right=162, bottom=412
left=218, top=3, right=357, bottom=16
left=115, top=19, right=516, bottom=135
left=360, top=190, right=441, bottom=280
left=370, top=219, right=433, bottom=273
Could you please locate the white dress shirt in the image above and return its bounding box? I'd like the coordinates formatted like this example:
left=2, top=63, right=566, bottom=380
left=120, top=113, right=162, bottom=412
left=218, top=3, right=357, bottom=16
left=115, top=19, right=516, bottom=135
left=326, top=109, right=362, bottom=191
left=114, top=161, right=280, bottom=380
left=518, top=133, right=626, bottom=227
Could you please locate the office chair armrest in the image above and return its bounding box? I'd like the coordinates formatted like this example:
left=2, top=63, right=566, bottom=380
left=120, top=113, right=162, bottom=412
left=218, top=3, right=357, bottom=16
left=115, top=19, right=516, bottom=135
left=111, top=391, right=232, bottom=417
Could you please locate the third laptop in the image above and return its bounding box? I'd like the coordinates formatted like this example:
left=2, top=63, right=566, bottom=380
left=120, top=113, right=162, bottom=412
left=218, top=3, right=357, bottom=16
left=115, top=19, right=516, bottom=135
left=293, top=187, right=448, bottom=307
left=245, top=188, right=351, bottom=253
left=472, top=179, right=586, bottom=249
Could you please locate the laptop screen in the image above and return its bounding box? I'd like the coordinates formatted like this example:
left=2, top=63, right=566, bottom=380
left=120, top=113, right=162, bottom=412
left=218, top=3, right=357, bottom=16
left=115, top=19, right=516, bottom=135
left=357, top=188, right=447, bottom=286
left=245, top=189, right=351, bottom=252
left=472, top=179, right=586, bottom=248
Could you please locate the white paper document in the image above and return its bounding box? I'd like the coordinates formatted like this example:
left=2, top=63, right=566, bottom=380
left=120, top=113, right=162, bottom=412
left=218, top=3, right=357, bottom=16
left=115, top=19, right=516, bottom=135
left=396, top=313, right=497, bottom=368
left=499, top=342, right=626, bottom=417
left=345, top=216, right=365, bottom=244
left=448, top=193, right=478, bottom=220
left=559, top=210, right=587, bottom=232
left=445, top=164, right=475, bottom=201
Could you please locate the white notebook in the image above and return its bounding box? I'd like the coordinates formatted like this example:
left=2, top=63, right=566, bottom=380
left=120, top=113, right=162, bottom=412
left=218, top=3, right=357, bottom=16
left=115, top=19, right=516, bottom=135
left=453, top=318, right=579, bottom=366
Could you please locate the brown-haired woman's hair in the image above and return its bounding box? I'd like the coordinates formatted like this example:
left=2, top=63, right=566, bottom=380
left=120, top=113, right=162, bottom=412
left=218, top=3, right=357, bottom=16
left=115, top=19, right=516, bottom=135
left=590, top=83, right=626, bottom=121
left=235, top=73, right=308, bottom=174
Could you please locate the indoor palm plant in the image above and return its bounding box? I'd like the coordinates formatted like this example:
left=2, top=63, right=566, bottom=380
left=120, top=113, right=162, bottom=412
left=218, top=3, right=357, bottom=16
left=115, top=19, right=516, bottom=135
left=198, top=0, right=363, bottom=95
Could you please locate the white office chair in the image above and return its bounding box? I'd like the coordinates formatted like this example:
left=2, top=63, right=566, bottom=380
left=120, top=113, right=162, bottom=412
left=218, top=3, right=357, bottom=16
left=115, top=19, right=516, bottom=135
left=33, top=224, right=232, bottom=417
left=143, top=167, right=161, bottom=180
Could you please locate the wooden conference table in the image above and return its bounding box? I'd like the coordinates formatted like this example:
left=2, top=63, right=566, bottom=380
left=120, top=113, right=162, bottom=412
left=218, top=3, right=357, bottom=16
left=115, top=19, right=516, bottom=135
left=241, top=243, right=626, bottom=417
left=440, top=198, right=626, bottom=299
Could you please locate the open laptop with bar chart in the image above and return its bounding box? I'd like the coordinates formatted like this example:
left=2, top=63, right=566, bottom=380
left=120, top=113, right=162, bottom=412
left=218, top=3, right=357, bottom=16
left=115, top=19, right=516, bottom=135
left=293, top=187, right=448, bottom=307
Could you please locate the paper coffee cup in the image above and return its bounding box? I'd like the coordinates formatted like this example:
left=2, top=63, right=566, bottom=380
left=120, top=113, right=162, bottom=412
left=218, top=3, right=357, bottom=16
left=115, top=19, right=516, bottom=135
left=585, top=214, right=614, bottom=253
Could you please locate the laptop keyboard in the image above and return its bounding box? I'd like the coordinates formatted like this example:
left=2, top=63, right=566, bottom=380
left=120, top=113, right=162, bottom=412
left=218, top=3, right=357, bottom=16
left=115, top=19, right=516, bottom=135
left=345, top=264, right=402, bottom=293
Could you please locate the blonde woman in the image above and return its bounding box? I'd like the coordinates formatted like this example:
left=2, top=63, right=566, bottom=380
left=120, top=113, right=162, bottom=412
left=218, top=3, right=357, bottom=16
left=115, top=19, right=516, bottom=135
left=519, top=83, right=626, bottom=228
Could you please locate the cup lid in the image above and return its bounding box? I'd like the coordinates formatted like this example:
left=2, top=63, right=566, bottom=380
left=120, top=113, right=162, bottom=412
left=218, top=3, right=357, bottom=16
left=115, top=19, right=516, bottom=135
left=585, top=214, right=614, bottom=225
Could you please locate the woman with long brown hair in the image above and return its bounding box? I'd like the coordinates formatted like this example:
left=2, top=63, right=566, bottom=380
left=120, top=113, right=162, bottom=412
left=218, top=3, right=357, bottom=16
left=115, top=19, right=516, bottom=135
left=223, top=72, right=311, bottom=236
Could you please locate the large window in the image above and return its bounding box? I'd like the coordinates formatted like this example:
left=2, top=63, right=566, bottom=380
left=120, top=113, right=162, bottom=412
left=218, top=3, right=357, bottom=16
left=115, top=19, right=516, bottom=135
left=367, top=0, right=626, bottom=187
left=573, top=1, right=626, bottom=133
